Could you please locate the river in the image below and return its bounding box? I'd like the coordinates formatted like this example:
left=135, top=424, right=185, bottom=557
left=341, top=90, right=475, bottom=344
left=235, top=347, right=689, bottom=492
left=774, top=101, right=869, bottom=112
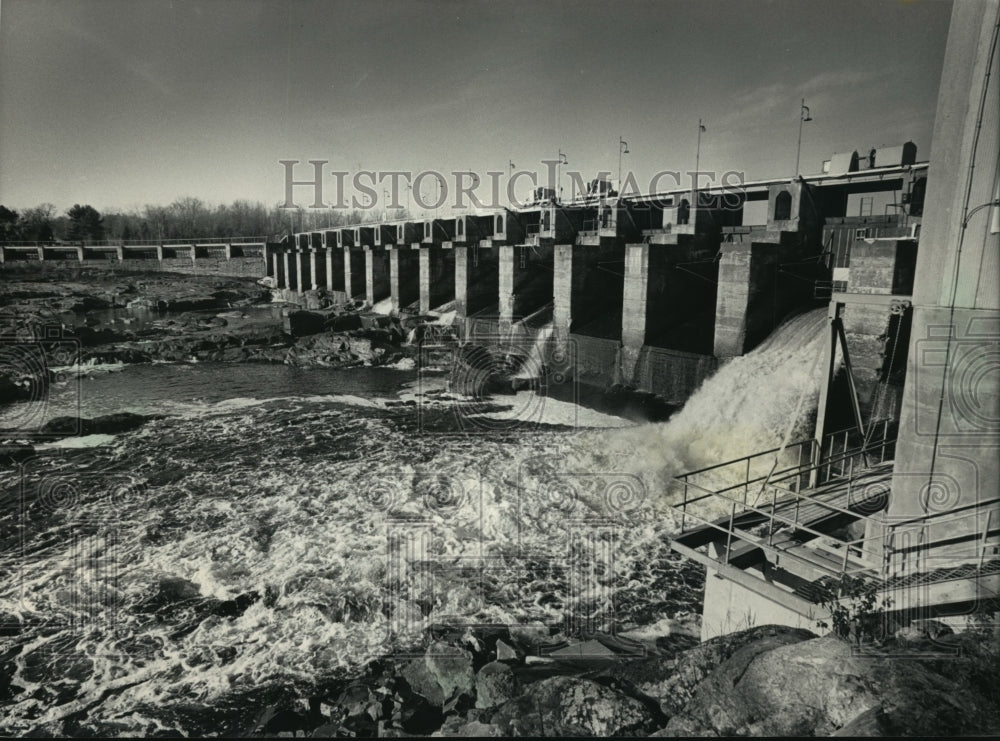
left=0, top=308, right=828, bottom=736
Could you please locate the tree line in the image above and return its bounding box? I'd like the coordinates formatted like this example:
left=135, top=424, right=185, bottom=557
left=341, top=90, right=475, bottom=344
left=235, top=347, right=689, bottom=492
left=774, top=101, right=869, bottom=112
left=0, top=198, right=406, bottom=244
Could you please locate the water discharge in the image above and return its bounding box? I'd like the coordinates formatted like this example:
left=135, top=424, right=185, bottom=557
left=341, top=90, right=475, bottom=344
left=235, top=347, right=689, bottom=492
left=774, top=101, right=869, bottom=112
left=0, top=307, right=830, bottom=735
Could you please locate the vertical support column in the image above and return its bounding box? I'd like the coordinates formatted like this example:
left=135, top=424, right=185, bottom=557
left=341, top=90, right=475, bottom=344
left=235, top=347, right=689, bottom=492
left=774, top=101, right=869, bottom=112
left=76, top=245, right=85, bottom=262
left=418, top=246, right=456, bottom=313
left=552, top=244, right=574, bottom=348
left=326, top=245, right=335, bottom=291
left=271, top=251, right=281, bottom=287
left=297, top=249, right=311, bottom=293
left=365, top=249, right=376, bottom=304
left=389, top=247, right=421, bottom=312
left=620, top=243, right=650, bottom=382
left=156, top=244, right=164, bottom=262
left=115, top=244, right=124, bottom=261
left=498, top=245, right=517, bottom=332
left=365, top=247, right=390, bottom=305
left=454, top=246, right=471, bottom=322
left=225, top=243, right=233, bottom=260
left=0, top=246, right=5, bottom=264
left=345, top=249, right=356, bottom=298
left=310, top=248, right=320, bottom=290
left=346, top=248, right=366, bottom=299
left=283, top=249, right=296, bottom=290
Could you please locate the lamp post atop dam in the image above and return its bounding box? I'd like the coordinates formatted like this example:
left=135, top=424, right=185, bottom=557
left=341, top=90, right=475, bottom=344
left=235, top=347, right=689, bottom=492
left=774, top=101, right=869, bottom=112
left=795, top=98, right=813, bottom=176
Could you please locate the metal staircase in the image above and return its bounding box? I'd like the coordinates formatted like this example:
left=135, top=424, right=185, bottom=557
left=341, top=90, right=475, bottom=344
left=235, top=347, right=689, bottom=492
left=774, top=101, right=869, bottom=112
left=668, top=422, right=1000, bottom=624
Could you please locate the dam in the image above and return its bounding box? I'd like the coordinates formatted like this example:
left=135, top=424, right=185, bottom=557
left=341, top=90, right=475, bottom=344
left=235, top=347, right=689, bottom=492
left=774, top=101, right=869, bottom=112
left=0, top=1, right=995, bottom=648
left=269, top=152, right=928, bottom=411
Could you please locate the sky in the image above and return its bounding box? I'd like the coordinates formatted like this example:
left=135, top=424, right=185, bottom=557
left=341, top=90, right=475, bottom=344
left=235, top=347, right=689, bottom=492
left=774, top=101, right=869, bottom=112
left=0, top=0, right=954, bottom=214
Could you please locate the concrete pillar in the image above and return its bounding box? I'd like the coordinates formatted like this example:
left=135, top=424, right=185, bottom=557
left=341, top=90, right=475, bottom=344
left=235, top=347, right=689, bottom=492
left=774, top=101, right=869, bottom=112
left=418, top=246, right=455, bottom=313
left=552, top=245, right=574, bottom=346
left=309, top=249, right=324, bottom=290
left=498, top=246, right=520, bottom=333
left=346, top=248, right=366, bottom=299
left=297, top=250, right=311, bottom=292
left=115, top=245, right=124, bottom=261
left=888, top=0, right=1000, bottom=560
left=157, top=244, right=164, bottom=262
left=225, top=243, right=233, bottom=260
left=76, top=246, right=85, bottom=262
left=0, top=246, right=5, bottom=263
left=325, top=247, right=335, bottom=291
left=365, top=248, right=390, bottom=305
left=283, top=250, right=296, bottom=290
left=714, top=242, right=809, bottom=359
left=621, top=244, right=652, bottom=379
left=272, top=252, right=282, bottom=287
left=552, top=243, right=625, bottom=346
left=389, top=247, right=420, bottom=312
left=455, top=245, right=499, bottom=324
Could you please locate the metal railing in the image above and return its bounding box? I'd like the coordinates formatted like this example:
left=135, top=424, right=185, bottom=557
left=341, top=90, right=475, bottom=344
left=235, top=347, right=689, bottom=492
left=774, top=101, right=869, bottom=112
left=672, top=421, right=896, bottom=570
left=1, top=236, right=271, bottom=247
left=675, top=421, right=894, bottom=516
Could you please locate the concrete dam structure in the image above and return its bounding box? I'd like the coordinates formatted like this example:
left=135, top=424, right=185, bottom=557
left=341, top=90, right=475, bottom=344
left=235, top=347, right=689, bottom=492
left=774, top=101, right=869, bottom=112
left=275, top=153, right=928, bottom=413
left=0, top=238, right=272, bottom=279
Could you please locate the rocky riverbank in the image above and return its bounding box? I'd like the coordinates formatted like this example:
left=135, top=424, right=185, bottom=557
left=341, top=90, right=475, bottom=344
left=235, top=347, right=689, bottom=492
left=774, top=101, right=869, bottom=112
left=0, top=273, right=423, bottom=413
left=225, top=620, right=1000, bottom=737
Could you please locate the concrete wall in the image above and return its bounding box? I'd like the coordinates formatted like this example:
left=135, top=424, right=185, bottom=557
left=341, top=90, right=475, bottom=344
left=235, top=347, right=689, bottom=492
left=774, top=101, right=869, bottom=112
left=714, top=240, right=819, bottom=359
left=568, top=333, right=620, bottom=389
left=1, top=254, right=267, bottom=279
left=701, top=566, right=824, bottom=641
left=631, top=345, right=718, bottom=404
left=888, top=0, right=1000, bottom=565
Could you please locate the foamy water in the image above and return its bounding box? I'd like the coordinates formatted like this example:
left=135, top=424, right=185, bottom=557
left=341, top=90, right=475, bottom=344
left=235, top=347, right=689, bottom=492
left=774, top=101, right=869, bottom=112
left=0, top=308, right=830, bottom=735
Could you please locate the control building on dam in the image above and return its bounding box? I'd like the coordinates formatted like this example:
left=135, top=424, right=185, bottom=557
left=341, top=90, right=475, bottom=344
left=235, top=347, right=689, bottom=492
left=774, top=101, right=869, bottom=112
left=271, top=1, right=999, bottom=640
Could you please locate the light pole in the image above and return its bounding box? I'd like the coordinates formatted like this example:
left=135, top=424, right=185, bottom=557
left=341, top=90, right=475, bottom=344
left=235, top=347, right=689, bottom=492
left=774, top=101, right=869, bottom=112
left=795, top=99, right=813, bottom=176
left=695, top=119, right=706, bottom=191
left=618, top=137, right=629, bottom=196
left=557, top=149, right=568, bottom=203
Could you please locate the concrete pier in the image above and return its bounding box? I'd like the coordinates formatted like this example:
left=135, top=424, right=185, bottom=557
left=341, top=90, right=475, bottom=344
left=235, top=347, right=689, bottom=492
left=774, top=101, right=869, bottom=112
left=419, top=247, right=455, bottom=313
left=309, top=233, right=326, bottom=290
left=498, top=244, right=553, bottom=333
left=283, top=249, right=297, bottom=290
left=552, top=242, right=627, bottom=387
left=389, top=246, right=420, bottom=312
left=345, top=246, right=365, bottom=300
left=454, top=244, right=499, bottom=326
left=365, top=246, right=391, bottom=306
left=296, top=247, right=311, bottom=293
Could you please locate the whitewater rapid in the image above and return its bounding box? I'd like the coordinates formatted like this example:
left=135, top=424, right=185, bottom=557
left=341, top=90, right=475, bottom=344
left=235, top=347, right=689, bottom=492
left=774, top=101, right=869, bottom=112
left=0, top=307, right=831, bottom=735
